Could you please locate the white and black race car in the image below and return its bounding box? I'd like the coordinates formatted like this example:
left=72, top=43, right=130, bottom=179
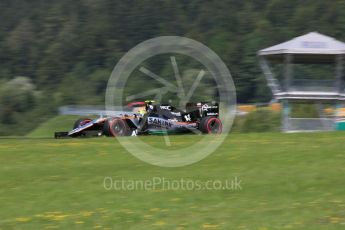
left=54, top=101, right=222, bottom=138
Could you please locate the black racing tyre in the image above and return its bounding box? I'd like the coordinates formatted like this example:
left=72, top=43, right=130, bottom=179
left=73, top=118, right=92, bottom=129
left=107, top=118, right=132, bottom=137
left=199, top=117, right=222, bottom=134
left=102, top=120, right=111, bottom=136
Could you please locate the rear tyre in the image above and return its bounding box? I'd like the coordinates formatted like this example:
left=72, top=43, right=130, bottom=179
left=199, top=117, right=222, bottom=134
left=107, top=118, right=131, bottom=137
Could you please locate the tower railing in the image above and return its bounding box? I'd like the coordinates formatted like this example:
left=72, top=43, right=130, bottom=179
left=286, top=79, right=337, bottom=92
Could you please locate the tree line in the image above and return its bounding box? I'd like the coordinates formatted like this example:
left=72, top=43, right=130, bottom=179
left=0, top=0, right=344, bottom=135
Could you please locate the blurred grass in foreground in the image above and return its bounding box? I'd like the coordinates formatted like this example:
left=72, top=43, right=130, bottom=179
left=0, top=132, right=345, bottom=229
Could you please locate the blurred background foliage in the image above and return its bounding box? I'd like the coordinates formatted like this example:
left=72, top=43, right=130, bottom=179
left=0, top=0, right=344, bottom=135
left=232, top=109, right=281, bottom=133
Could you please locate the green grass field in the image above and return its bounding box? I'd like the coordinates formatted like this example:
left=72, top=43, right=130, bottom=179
left=27, top=115, right=84, bottom=138
left=1, top=131, right=345, bottom=229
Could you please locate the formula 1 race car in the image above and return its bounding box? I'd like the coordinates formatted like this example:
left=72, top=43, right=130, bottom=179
left=54, top=101, right=222, bottom=138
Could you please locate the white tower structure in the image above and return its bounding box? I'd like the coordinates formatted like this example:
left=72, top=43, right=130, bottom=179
left=258, top=32, right=345, bottom=132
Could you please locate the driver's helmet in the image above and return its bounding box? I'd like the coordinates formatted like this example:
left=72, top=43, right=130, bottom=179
left=144, top=100, right=156, bottom=113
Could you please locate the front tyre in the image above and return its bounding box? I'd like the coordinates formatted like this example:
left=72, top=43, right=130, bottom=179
left=71, top=118, right=92, bottom=137
left=73, top=118, right=92, bottom=129
left=199, top=117, right=222, bottom=134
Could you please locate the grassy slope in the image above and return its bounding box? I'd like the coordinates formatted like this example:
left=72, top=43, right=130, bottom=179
left=0, top=133, right=345, bottom=229
left=27, top=115, right=83, bottom=138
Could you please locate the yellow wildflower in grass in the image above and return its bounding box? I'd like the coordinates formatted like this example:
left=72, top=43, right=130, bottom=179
left=81, top=211, right=94, bottom=217
left=75, top=220, right=84, bottom=224
left=329, top=217, right=342, bottom=224
left=152, top=220, right=166, bottom=226
left=176, top=223, right=188, bottom=230
left=331, top=200, right=343, bottom=203
left=42, top=214, right=54, bottom=219
left=93, top=225, right=102, bottom=228
left=15, top=217, right=31, bottom=222
left=202, top=223, right=219, bottom=229
left=51, top=214, right=69, bottom=221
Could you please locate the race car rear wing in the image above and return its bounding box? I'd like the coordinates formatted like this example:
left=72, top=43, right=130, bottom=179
left=186, top=102, right=219, bottom=120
